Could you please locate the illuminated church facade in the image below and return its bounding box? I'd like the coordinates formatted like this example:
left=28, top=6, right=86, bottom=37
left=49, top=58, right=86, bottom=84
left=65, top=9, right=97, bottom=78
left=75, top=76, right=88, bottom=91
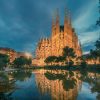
left=34, top=9, right=82, bottom=66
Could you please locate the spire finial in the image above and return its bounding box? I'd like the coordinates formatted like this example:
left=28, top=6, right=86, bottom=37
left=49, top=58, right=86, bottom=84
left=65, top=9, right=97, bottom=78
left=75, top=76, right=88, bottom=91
left=52, top=12, right=55, bottom=26
left=56, top=8, right=59, bottom=22
left=55, top=8, right=60, bottom=34
left=64, top=7, right=71, bottom=25
left=68, top=9, right=71, bottom=25
left=65, top=7, right=68, bottom=19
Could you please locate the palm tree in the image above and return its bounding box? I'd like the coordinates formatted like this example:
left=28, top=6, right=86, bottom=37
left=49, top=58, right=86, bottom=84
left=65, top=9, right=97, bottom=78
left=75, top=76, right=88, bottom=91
left=62, top=46, right=76, bottom=66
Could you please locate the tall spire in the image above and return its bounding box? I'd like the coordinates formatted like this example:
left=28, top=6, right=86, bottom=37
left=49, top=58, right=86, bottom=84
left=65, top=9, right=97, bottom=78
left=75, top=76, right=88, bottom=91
left=55, top=8, right=60, bottom=34
left=56, top=8, right=59, bottom=21
left=64, top=8, right=72, bottom=33
left=52, top=13, right=56, bottom=36
left=77, top=39, right=82, bottom=56
left=52, top=14, right=55, bottom=26
left=65, top=7, right=68, bottom=21
left=68, top=10, right=71, bottom=25
left=51, top=13, right=55, bottom=37
left=64, top=8, right=68, bottom=33
left=65, top=8, right=71, bottom=24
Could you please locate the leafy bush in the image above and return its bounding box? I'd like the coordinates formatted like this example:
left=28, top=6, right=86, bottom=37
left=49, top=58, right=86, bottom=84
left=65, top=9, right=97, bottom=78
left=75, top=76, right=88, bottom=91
left=80, top=61, right=87, bottom=69
left=0, top=53, right=10, bottom=70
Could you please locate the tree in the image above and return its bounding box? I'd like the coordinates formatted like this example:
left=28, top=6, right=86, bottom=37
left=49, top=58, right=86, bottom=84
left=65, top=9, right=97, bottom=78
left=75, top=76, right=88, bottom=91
left=55, top=56, right=65, bottom=65
left=44, top=56, right=52, bottom=65
left=26, top=58, right=32, bottom=66
left=90, top=49, right=98, bottom=64
left=87, top=38, right=100, bottom=64
left=62, top=46, right=76, bottom=66
left=76, top=56, right=85, bottom=65
left=95, top=38, right=100, bottom=50
left=44, top=56, right=57, bottom=65
left=95, top=38, right=100, bottom=63
left=0, top=53, right=10, bottom=70
left=13, top=56, right=27, bottom=68
left=13, top=57, right=32, bottom=68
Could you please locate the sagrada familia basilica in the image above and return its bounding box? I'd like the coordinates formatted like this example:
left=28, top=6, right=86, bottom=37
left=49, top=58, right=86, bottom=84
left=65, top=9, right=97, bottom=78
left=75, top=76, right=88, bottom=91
left=33, top=9, right=82, bottom=66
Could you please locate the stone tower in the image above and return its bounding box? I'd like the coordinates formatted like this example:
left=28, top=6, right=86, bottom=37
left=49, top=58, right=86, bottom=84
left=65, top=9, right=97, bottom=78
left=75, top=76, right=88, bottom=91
left=35, top=8, right=82, bottom=65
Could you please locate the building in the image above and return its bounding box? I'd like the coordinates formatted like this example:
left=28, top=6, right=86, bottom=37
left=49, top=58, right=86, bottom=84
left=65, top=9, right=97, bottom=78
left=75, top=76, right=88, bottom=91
left=83, top=54, right=100, bottom=65
left=35, top=70, right=82, bottom=100
left=0, top=47, right=17, bottom=62
left=34, top=9, right=82, bottom=66
left=0, top=47, right=32, bottom=63
left=17, top=52, right=32, bottom=59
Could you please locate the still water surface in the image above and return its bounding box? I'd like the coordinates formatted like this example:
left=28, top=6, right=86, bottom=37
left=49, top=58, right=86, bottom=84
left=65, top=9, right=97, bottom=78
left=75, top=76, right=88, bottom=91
left=0, top=69, right=100, bottom=100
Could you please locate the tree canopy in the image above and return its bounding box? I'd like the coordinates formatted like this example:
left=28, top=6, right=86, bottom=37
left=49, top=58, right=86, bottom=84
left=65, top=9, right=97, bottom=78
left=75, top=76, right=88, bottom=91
left=13, top=56, right=32, bottom=68
left=95, top=38, right=100, bottom=50
left=62, top=46, right=76, bottom=58
left=44, top=56, right=57, bottom=64
left=0, top=53, right=10, bottom=70
left=45, top=46, right=76, bottom=66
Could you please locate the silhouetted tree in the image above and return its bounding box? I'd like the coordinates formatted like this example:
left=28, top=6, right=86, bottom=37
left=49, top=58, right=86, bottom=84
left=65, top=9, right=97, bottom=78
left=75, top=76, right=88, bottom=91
left=55, top=56, right=65, bottom=65
left=13, top=56, right=32, bottom=68
left=26, top=58, right=32, bottom=66
left=44, top=56, right=57, bottom=65
left=95, top=38, right=100, bottom=62
left=62, top=46, right=76, bottom=66
left=90, top=37, right=100, bottom=64
left=0, top=53, right=10, bottom=70
left=95, top=38, right=100, bottom=50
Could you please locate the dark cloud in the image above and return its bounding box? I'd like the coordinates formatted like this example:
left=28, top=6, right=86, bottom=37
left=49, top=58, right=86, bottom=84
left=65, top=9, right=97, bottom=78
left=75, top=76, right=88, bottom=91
left=0, top=0, right=98, bottom=54
left=76, top=24, right=99, bottom=34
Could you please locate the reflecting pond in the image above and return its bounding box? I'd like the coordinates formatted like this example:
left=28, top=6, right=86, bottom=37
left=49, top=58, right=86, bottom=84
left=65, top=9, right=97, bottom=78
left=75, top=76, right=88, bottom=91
left=0, top=69, right=100, bottom=100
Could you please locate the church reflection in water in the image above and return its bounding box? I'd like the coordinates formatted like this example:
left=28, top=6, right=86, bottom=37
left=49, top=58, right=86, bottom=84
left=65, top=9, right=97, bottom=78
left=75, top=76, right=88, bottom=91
left=0, top=69, right=100, bottom=100
left=35, top=70, right=82, bottom=100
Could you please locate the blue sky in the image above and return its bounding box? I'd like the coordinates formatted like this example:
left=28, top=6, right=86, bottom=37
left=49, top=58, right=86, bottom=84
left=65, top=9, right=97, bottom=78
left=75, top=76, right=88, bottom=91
left=0, top=0, right=99, bottom=55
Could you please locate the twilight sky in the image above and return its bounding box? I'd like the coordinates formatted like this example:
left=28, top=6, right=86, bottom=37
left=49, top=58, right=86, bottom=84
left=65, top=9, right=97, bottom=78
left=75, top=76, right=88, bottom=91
left=0, top=0, right=99, bottom=55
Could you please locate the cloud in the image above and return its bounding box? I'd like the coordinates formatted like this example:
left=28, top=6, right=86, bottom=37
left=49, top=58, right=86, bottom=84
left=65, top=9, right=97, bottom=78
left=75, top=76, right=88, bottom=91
left=72, top=0, right=99, bottom=53
left=77, top=24, right=99, bottom=33
left=78, top=28, right=100, bottom=53
left=73, top=0, right=98, bottom=28
left=0, top=0, right=99, bottom=54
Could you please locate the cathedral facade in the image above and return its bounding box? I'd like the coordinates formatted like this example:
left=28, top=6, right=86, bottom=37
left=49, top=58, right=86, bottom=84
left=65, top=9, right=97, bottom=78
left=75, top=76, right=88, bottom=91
left=34, top=9, right=82, bottom=65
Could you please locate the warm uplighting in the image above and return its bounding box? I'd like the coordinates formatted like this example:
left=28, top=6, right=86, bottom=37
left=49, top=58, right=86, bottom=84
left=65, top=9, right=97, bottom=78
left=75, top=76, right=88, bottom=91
left=24, top=52, right=32, bottom=59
